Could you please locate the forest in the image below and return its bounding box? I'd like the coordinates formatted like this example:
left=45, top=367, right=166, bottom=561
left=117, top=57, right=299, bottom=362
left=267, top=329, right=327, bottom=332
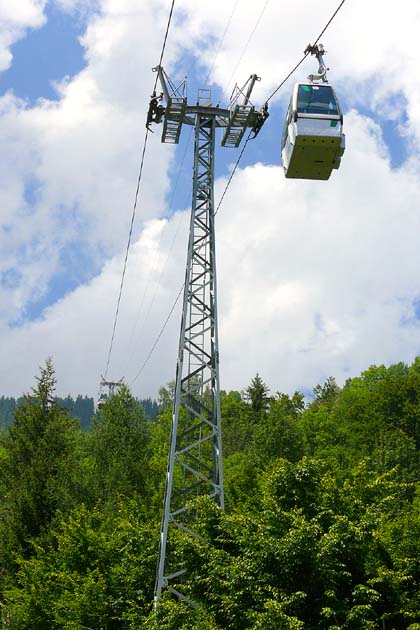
left=0, top=358, right=419, bottom=629
left=0, top=395, right=159, bottom=431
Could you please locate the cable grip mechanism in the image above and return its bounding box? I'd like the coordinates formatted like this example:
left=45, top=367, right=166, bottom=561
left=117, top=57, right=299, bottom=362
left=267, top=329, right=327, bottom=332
left=305, top=43, right=329, bottom=83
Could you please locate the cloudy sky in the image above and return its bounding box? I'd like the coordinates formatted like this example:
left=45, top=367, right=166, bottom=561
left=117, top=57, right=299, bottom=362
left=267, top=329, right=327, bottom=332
left=1, top=0, right=420, bottom=400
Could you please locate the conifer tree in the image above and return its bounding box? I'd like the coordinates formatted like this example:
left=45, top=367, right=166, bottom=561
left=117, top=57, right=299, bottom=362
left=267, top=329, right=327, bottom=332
left=0, top=359, right=78, bottom=574
left=89, top=384, right=150, bottom=502
left=244, top=373, right=270, bottom=413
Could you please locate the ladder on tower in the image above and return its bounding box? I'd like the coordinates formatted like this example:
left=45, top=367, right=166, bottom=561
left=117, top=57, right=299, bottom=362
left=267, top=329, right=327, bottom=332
left=222, top=103, right=254, bottom=148
left=162, top=96, right=187, bottom=144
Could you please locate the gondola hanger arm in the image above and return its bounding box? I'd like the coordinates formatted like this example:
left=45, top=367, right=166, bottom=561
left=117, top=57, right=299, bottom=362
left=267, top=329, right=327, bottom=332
left=305, top=43, right=329, bottom=83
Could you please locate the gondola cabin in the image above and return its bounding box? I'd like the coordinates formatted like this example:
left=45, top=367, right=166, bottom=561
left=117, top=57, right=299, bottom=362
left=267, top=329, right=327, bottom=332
left=281, top=82, right=345, bottom=180
left=96, top=392, right=109, bottom=410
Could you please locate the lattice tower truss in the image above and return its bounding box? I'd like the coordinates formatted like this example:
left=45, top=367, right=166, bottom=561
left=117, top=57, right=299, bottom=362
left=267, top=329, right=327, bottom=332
left=152, top=67, right=263, bottom=605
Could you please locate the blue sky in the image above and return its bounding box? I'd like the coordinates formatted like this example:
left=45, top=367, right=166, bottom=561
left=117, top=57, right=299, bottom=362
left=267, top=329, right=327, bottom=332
left=0, top=4, right=91, bottom=321
left=0, top=5, right=86, bottom=104
left=1, top=0, right=420, bottom=398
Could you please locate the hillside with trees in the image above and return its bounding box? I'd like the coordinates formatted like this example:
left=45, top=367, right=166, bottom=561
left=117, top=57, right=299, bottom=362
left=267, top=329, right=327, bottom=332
left=0, top=359, right=419, bottom=628
left=0, top=394, right=160, bottom=432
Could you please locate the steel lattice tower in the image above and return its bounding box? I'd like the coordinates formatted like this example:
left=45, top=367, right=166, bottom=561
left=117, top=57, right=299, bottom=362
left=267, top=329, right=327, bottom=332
left=151, top=67, right=263, bottom=605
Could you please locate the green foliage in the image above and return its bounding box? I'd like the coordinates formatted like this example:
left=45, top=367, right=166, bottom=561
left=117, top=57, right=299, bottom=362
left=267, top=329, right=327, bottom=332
left=1, top=394, right=159, bottom=432
left=221, top=387, right=305, bottom=507
left=88, top=384, right=150, bottom=503
left=140, top=396, right=160, bottom=420
left=220, top=390, right=252, bottom=456
left=0, top=397, right=19, bottom=430
left=158, top=380, right=175, bottom=410
left=2, top=357, right=420, bottom=628
left=145, top=408, right=172, bottom=510
left=313, top=376, right=341, bottom=406
left=149, top=596, right=222, bottom=629
left=252, top=392, right=305, bottom=464
left=59, top=394, right=95, bottom=430
left=3, top=500, right=158, bottom=629
left=172, top=461, right=417, bottom=629
left=243, top=373, right=270, bottom=413
left=0, top=360, right=80, bottom=579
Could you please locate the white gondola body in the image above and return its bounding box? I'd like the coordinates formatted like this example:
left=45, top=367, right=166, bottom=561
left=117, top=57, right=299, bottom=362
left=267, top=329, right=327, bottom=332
left=281, top=82, right=345, bottom=180
left=96, top=392, right=109, bottom=410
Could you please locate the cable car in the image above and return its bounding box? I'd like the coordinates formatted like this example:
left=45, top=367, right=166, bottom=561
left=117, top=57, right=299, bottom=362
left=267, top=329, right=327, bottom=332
left=95, top=376, right=124, bottom=411
left=281, top=45, right=345, bottom=180
left=96, top=391, right=109, bottom=410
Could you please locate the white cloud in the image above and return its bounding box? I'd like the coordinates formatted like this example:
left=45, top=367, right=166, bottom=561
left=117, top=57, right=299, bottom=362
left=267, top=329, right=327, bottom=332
left=1, top=0, right=420, bottom=401
left=0, top=0, right=47, bottom=71
left=5, top=111, right=420, bottom=400
left=0, top=211, right=190, bottom=397
left=0, top=0, right=176, bottom=324
left=173, top=0, right=420, bottom=142
left=215, top=111, right=420, bottom=393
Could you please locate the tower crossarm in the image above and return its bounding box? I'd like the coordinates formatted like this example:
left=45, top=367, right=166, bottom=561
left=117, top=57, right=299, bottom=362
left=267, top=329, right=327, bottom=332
left=152, top=65, right=188, bottom=143
left=150, top=66, right=264, bottom=144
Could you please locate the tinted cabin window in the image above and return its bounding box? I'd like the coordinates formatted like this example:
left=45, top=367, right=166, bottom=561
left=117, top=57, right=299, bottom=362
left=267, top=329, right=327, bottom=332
left=297, top=84, right=339, bottom=115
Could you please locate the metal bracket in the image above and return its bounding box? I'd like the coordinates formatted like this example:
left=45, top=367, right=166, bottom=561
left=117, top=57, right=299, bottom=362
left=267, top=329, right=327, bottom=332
left=149, top=66, right=187, bottom=143
left=305, top=43, right=329, bottom=83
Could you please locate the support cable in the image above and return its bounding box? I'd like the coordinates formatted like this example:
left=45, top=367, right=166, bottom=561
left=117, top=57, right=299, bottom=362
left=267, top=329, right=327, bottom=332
left=104, top=129, right=149, bottom=379
left=205, top=0, right=241, bottom=85
left=129, top=283, right=184, bottom=386
left=123, top=131, right=192, bottom=372
left=124, top=202, right=188, bottom=379
left=265, top=0, right=347, bottom=103
left=153, top=0, right=176, bottom=93
left=214, top=130, right=251, bottom=216
left=312, top=0, right=347, bottom=48
left=221, top=0, right=270, bottom=103
left=103, top=0, right=176, bottom=379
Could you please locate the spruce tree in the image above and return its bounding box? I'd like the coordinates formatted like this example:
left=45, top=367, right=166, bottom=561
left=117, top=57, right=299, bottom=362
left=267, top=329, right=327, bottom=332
left=0, top=359, right=78, bottom=576
left=244, top=373, right=270, bottom=413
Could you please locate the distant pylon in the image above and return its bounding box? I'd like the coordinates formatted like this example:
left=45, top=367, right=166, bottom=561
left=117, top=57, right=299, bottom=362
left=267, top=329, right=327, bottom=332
left=96, top=376, right=124, bottom=410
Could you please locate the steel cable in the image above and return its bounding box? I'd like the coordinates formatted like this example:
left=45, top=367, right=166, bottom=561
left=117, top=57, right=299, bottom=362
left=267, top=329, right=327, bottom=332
left=205, top=0, right=241, bottom=85
left=103, top=0, right=176, bottom=379
left=123, top=130, right=192, bottom=373
left=221, top=0, right=271, bottom=104
left=104, top=128, right=149, bottom=379
left=129, top=282, right=184, bottom=386
left=215, top=130, right=252, bottom=216
left=266, top=0, right=347, bottom=103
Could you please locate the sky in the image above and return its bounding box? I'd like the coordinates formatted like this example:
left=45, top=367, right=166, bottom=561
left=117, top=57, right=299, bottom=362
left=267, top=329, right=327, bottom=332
left=1, top=0, right=420, bottom=400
